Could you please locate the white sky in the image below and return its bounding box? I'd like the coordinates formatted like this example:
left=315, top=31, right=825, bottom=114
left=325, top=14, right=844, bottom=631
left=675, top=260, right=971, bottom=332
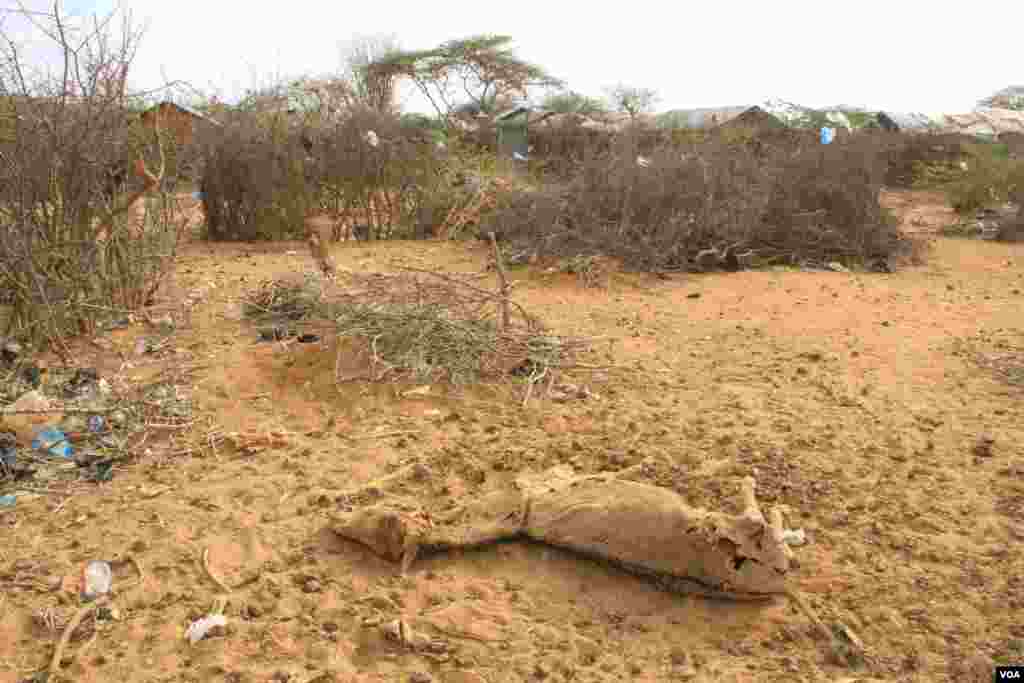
left=3, top=0, right=1020, bottom=115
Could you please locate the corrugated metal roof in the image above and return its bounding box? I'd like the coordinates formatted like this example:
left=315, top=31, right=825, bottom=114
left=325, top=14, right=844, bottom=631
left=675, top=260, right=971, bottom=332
left=877, top=111, right=935, bottom=131
left=658, top=106, right=755, bottom=129
left=939, top=109, right=1024, bottom=137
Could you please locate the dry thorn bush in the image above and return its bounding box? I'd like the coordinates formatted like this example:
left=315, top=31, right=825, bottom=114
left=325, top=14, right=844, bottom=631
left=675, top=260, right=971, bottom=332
left=0, top=5, right=185, bottom=353
left=482, top=127, right=919, bottom=272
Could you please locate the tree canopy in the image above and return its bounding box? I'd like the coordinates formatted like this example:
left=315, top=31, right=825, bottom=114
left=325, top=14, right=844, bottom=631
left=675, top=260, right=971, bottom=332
left=373, top=34, right=562, bottom=126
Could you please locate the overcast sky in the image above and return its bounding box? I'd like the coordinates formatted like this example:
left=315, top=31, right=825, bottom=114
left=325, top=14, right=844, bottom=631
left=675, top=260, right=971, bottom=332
left=3, top=0, right=1020, bottom=115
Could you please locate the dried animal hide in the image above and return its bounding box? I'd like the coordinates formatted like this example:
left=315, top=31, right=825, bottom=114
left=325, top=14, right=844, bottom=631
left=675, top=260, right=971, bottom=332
left=332, top=465, right=793, bottom=600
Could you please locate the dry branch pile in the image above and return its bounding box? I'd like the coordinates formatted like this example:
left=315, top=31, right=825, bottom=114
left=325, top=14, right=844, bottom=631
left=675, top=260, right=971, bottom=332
left=328, top=268, right=586, bottom=386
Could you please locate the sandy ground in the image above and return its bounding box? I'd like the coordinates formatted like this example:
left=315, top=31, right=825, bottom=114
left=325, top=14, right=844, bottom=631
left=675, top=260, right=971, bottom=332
left=1, top=190, right=1023, bottom=682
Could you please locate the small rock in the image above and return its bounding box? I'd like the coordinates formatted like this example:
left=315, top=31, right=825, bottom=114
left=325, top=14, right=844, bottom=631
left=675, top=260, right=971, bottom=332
left=973, top=435, right=995, bottom=458
left=302, top=578, right=322, bottom=594
left=686, top=292, right=701, bottom=299
left=408, top=673, right=433, bottom=683
left=826, top=262, right=849, bottom=273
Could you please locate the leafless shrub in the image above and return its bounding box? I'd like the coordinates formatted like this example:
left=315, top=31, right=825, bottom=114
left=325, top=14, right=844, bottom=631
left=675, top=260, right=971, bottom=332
left=311, top=107, right=447, bottom=241
left=0, top=5, right=182, bottom=351
left=482, top=129, right=914, bottom=271
left=198, top=114, right=314, bottom=241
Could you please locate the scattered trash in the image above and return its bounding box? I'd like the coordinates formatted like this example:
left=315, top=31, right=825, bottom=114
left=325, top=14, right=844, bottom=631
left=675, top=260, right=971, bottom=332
left=32, top=427, right=73, bottom=458
left=297, top=334, right=320, bottom=344
left=1, top=432, right=15, bottom=468
left=364, top=130, right=379, bottom=148
left=687, top=292, right=702, bottom=299
left=782, top=528, right=807, bottom=547
left=0, top=494, right=15, bottom=508
left=22, top=365, right=42, bottom=388
left=401, top=386, right=432, bottom=398
left=1, top=339, right=21, bottom=363
left=185, top=613, right=228, bottom=645
left=87, top=415, right=106, bottom=433
left=79, top=457, right=115, bottom=482
left=826, top=262, right=849, bottom=273
left=636, top=155, right=651, bottom=168
left=820, top=127, right=835, bottom=145
left=81, top=560, right=112, bottom=601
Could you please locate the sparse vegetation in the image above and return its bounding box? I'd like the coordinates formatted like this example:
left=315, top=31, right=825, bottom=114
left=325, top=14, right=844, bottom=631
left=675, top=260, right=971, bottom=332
left=4, top=13, right=1024, bottom=683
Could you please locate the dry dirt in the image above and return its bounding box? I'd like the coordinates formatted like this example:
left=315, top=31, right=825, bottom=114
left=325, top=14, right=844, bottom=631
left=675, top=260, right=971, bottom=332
left=2, top=190, right=1023, bottom=683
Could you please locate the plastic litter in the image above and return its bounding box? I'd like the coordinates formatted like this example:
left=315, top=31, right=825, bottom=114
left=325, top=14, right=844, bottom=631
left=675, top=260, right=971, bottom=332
left=87, top=415, right=106, bottom=433
left=1, top=445, right=15, bottom=468
left=781, top=528, right=807, bottom=547
left=81, top=560, right=113, bottom=601
left=31, top=426, right=73, bottom=458
left=820, top=127, right=835, bottom=145
left=185, top=613, right=228, bottom=644
left=0, top=494, right=16, bottom=508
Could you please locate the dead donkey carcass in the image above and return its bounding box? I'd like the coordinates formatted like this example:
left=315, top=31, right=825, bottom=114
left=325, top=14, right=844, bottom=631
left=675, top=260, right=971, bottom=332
left=331, top=465, right=793, bottom=600
left=332, top=465, right=869, bottom=666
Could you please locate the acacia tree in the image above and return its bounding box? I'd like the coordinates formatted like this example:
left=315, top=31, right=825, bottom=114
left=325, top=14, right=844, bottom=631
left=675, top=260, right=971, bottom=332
left=540, top=90, right=607, bottom=116
left=604, top=83, right=659, bottom=119
left=374, top=34, right=562, bottom=127
left=338, top=33, right=402, bottom=113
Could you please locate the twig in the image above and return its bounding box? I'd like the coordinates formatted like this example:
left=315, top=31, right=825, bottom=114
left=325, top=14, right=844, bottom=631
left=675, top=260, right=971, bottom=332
left=201, top=547, right=233, bottom=594
left=50, top=596, right=107, bottom=678
left=785, top=589, right=864, bottom=665
left=342, top=430, right=418, bottom=441
left=490, top=232, right=511, bottom=332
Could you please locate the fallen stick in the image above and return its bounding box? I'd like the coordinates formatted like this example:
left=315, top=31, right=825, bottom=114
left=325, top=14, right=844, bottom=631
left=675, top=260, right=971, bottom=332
left=50, top=596, right=105, bottom=678
left=201, top=547, right=233, bottom=594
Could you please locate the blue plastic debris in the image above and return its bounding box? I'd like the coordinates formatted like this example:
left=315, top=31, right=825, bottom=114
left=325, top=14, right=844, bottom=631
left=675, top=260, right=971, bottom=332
left=31, top=426, right=73, bottom=458
left=0, top=494, right=15, bottom=508
left=820, top=127, right=835, bottom=145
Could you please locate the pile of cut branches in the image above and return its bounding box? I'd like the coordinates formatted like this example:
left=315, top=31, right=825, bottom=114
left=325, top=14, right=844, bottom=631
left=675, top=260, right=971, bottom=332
left=241, top=272, right=327, bottom=324
left=329, top=267, right=590, bottom=389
